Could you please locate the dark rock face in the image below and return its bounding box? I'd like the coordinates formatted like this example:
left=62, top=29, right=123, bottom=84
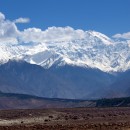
left=0, top=60, right=129, bottom=99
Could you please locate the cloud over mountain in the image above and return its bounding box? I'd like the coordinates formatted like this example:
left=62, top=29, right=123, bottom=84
left=0, top=12, right=5, bottom=21
left=0, top=12, right=86, bottom=44
left=0, top=11, right=130, bottom=45
left=14, top=17, right=30, bottom=24
left=20, top=27, right=86, bottom=43
left=0, top=12, right=19, bottom=44
left=113, top=32, right=130, bottom=40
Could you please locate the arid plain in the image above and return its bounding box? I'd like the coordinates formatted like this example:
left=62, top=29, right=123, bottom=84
left=0, top=107, right=130, bottom=130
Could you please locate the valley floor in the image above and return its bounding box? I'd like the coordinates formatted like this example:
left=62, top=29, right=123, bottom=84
left=0, top=107, right=130, bottom=130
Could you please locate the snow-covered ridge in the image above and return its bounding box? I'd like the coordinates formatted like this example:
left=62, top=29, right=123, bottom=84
left=0, top=30, right=130, bottom=72
left=0, top=11, right=130, bottom=72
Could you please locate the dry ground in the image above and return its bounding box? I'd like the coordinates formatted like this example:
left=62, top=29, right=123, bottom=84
left=0, top=107, right=130, bottom=130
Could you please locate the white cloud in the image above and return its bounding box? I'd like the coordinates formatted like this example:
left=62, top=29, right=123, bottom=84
left=14, top=18, right=30, bottom=24
left=0, top=12, right=19, bottom=44
left=19, top=26, right=86, bottom=43
left=0, top=12, right=5, bottom=21
left=3, top=11, right=130, bottom=46
left=113, top=32, right=130, bottom=40
left=0, top=12, right=86, bottom=44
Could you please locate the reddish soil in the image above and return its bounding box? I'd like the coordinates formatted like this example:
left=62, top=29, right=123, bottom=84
left=0, top=107, right=130, bottom=130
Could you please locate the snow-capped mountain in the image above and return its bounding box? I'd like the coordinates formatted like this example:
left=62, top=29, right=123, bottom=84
left=1, top=30, right=130, bottom=99
left=1, top=12, right=130, bottom=100
left=0, top=30, right=130, bottom=72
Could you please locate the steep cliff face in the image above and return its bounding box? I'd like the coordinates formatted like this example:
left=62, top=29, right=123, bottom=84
left=0, top=60, right=115, bottom=99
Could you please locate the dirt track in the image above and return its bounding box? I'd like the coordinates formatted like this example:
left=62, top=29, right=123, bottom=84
left=0, top=107, right=130, bottom=130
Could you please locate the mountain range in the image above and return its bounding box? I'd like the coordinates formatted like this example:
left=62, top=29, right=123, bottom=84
left=0, top=30, right=130, bottom=99
left=1, top=30, right=130, bottom=72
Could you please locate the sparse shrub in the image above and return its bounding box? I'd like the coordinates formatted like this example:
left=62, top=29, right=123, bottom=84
left=72, top=116, right=78, bottom=120
left=49, top=115, right=53, bottom=118
left=44, top=119, right=49, bottom=122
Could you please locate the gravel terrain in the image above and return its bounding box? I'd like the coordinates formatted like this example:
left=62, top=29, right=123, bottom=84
left=0, top=107, right=130, bottom=130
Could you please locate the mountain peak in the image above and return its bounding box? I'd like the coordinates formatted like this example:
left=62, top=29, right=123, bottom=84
left=87, top=30, right=113, bottom=45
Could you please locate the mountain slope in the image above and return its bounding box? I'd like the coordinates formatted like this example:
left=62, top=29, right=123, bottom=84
left=0, top=60, right=114, bottom=99
left=108, top=70, right=130, bottom=97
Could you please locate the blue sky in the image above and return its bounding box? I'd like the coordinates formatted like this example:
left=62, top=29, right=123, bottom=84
left=0, top=0, right=130, bottom=36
